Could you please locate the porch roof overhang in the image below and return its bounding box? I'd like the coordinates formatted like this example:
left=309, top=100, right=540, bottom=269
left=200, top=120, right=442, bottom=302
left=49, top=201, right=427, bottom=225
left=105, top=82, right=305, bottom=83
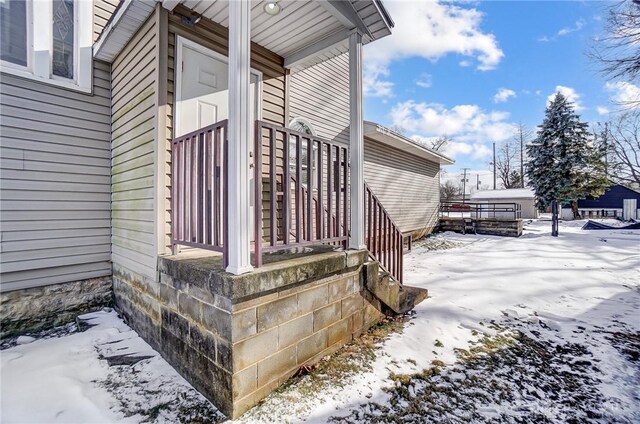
left=364, top=121, right=455, bottom=166
left=94, top=0, right=393, bottom=69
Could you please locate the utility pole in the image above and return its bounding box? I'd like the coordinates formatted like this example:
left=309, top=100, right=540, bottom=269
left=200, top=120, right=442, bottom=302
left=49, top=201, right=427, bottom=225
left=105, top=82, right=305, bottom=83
left=519, top=128, right=524, bottom=188
left=461, top=168, right=470, bottom=203
left=492, top=142, right=497, bottom=190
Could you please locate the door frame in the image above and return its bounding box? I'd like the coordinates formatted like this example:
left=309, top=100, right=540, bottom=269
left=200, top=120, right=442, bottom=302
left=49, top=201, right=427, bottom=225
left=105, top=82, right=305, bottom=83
left=174, top=35, right=263, bottom=138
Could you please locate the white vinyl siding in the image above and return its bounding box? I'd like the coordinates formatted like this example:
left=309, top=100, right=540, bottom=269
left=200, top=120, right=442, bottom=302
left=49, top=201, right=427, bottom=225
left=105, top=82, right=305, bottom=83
left=0, top=60, right=112, bottom=292
left=111, top=13, right=158, bottom=280
left=289, top=52, right=350, bottom=145
left=364, top=137, right=441, bottom=236
left=93, top=0, right=120, bottom=42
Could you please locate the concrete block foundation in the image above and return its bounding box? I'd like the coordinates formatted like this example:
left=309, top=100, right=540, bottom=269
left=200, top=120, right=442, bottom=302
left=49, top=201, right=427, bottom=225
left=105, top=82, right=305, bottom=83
left=112, top=246, right=385, bottom=418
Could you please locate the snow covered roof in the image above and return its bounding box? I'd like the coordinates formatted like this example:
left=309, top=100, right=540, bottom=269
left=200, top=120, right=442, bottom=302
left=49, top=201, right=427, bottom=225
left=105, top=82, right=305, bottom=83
left=471, top=188, right=535, bottom=200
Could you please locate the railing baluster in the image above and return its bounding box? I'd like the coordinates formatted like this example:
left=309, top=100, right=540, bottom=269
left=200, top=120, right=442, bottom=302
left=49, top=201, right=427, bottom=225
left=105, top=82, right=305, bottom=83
left=254, top=121, right=262, bottom=267
left=197, top=132, right=204, bottom=244
left=269, top=127, right=277, bottom=246
left=213, top=127, right=220, bottom=246
left=295, top=134, right=302, bottom=243
left=317, top=141, right=324, bottom=239
left=205, top=131, right=212, bottom=245
left=223, top=123, right=229, bottom=268
left=306, top=136, right=313, bottom=242
left=342, top=147, right=348, bottom=243
left=283, top=129, right=290, bottom=245
left=335, top=146, right=341, bottom=243
left=327, top=144, right=333, bottom=239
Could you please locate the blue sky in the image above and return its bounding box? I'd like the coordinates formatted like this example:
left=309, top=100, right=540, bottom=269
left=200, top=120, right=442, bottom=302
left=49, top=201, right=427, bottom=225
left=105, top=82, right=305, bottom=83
left=362, top=0, right=638, bottom=186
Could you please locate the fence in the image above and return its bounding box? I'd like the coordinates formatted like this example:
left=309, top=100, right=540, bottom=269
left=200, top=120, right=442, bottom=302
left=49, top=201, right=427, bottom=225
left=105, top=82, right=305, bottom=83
left=365, top=183, right=405, bottom=284
left=253, top=121, right=350, bottom=267
left=440, top=202, right=522, bottom=220
left=171, top=120, right=229, bottom=265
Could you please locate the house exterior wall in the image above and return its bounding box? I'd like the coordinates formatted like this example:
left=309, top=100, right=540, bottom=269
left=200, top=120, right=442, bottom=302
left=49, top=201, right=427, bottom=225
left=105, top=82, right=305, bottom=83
left=93, top=0, right=120, bottom=42
left=289, top=52, right=350, bottom=145
left=0, top=61, right=113, bottom=293
left=364, top=137, right=441, bottom=238
left=110, top=12, right=160, bottom=281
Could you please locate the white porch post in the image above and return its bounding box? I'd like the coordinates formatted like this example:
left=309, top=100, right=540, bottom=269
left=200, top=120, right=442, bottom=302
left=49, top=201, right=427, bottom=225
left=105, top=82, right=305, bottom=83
left=226, top=0, right=253, bottom=274
left=349, top=31, right=366, bottom=249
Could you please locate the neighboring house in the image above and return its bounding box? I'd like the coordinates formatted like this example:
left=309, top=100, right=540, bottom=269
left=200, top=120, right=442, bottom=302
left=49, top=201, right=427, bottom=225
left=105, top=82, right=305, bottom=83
left=363, top=122, right=454, bottom=240
left=0, top=0, right=432, bottom=419
left=561, top=184, right=640, bottom=220
left=470, top=188, right=538, bottom=219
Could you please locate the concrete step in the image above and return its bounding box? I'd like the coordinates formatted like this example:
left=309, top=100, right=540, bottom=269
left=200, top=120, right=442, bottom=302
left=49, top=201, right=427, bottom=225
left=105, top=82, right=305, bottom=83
left=363, top=262, right=428, bottom=314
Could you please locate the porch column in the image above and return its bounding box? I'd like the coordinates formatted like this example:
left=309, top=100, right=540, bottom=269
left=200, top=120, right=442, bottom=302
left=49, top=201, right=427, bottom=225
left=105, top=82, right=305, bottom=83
left=226, top=0, right=253, bottom=274
left=349, top=31, right=366, bottom=249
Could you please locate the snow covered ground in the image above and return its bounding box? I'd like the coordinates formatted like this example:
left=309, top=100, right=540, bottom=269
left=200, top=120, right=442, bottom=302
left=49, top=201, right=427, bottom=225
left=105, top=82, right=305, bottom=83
left=2, top=219, right=639, bottom=423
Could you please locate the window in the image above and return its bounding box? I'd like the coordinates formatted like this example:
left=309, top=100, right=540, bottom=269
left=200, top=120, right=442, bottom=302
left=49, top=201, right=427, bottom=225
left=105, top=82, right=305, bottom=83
left=0, top=0, right=92, bottom=92
left=289, top=117, right=317, bottom=189
left=0, top=1, right=28, bottom=66
left=52, top=0, right=74, bottom=79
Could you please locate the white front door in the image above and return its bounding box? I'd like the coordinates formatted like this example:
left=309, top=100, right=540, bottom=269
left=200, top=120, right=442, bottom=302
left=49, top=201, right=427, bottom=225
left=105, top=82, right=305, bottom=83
left=175, top=37, right=261, bottom=242
left=176, top=38, right=260, bottom=137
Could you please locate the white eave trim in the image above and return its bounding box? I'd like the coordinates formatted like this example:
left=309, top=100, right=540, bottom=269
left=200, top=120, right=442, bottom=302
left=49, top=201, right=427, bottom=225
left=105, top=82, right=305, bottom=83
left=364, top=121, right=455, bottom=165
left=93, top=0, right=157, bottom=63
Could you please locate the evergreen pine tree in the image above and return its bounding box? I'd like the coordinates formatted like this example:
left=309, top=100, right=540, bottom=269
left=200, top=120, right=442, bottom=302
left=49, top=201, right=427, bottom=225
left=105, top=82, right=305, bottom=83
left=526, top=93, right=609, bottom=217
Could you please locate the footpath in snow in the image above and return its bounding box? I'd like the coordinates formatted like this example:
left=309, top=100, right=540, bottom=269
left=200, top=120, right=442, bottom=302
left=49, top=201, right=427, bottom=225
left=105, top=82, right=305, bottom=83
left=1, top=219, right=639, bottom=423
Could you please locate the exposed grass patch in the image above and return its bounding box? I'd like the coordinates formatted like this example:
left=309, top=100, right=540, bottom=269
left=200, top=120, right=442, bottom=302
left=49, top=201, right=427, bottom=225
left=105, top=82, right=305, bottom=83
left=331, top=323, right=623, bottom=423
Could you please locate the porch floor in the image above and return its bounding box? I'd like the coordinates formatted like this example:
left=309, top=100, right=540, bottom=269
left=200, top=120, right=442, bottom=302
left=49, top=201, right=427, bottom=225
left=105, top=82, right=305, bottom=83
left=165, top=244, right=343, bottom=273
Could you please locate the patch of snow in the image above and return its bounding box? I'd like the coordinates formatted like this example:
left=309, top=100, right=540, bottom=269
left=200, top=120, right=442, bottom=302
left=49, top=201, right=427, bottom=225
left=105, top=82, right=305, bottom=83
left=1, top=309, right=221, bottom=423
left=2, top=219, right=639, bottom=423
left=15, top=336, right=36, bottom=345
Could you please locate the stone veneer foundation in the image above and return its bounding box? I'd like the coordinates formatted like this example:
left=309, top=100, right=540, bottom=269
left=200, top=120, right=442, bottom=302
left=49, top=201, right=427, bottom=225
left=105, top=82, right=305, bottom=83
left=112, top=246, right=385, bottom=418
left=0, top=276, right=113, bottom=339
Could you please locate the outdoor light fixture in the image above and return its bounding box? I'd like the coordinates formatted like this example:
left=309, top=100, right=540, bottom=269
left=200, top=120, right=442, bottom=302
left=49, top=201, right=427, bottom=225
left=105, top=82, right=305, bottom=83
left=264, top=1, right=281, bottom=16
left=181, top=12, right=202, bottom=26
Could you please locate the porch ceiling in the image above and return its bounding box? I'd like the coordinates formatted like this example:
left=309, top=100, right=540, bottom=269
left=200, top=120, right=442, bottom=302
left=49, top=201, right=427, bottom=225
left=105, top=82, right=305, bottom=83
left=170, top=0, right=392, bottom=69
left=94, top=0, right=392, bottom=69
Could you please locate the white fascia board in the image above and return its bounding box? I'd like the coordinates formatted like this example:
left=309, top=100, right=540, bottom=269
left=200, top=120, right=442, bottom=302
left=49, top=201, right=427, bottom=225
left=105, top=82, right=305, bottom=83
left=93, top=0, right=156, bottom=62
left=363, top=121, right=455, bottom=165
left=162, top=0, right=181, bottom=11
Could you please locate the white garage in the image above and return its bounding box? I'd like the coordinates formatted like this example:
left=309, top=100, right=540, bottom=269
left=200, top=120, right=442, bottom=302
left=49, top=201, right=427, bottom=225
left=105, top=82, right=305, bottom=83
left=471, top=188, right=539, bottom=219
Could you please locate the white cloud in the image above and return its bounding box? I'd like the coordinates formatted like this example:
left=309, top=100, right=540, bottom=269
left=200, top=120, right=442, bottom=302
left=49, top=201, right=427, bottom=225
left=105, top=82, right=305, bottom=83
left=557, top=19, right=585, bottom=36
left=363, top=64, right=394, bottom=97
left=391, top=100, right=516, bottom=160
left=363, top=0, right=504, bottom=96
left=605, top=81, right=640, bottom=107
left=493, top=88, right=516, bottom=103
left=547, top=85, right=584, bottom=111
left=416, top=73, right=432, bottom=89
left=538, top=18, right=586, bottom=42
left=596, top=106, right=610, bottom=115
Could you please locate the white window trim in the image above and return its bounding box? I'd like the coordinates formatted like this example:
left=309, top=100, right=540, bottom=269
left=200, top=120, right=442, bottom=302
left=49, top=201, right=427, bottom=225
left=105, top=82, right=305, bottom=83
left=0, top=0, right=93, bottom=93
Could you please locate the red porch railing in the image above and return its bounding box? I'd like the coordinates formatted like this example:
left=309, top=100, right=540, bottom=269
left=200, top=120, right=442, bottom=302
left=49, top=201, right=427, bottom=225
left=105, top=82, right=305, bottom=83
left=365, top=182, right=405, bottom=283
left=254, top=120, right=349, bottom=267
left=171, top=120, right=228, bottom=266
left=171, top=120, right=406, bottom=283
